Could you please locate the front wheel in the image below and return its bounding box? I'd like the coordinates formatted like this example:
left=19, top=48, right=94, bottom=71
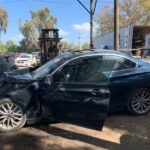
left=127, top=88, right=150, bottom=115
left=0, top=98, right=26, bottom=132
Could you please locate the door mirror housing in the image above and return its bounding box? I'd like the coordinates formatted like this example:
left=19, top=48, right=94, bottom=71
left=45, top=75, right=53, bottom=85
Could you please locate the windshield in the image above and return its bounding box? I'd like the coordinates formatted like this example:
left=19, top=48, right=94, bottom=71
left=20, top=55, right=31, bottom=58
left=32, top=52, right=74, bottom=79
left=32, top=57, right=61, bottom=79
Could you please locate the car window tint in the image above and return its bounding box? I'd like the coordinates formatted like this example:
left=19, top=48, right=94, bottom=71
left=102, top=55, right=136, bottom=71
left=113, top=56, right=136, bottom=70
left=102, top=56, right=117, bottom=72
left=54, top=56, right=109, bottom=84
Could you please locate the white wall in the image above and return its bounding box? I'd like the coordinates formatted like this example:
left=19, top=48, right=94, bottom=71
left=94, top=25, right=133, bottom=49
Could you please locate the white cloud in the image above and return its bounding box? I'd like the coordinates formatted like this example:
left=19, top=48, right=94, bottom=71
left=10, top=34, right=23, bottom=44
left=73, top=22, right=90, bottom=33
left=59, top=29, right=69, bottom=36
left=73, top=22, right=98, bottom=33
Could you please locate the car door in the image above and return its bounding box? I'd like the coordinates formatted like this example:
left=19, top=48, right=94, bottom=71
left=40, top=55, right=115, bottom=130
left=108, top=55, right=138, bottom=110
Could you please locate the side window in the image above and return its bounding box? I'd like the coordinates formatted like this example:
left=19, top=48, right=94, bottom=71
left=101, top=56, right=117, bottom=72
left=54, top=57, right=108, bottom=84
left=113, top=57, right=136, bottom=71
left=102, top=55, right=136, bottom=71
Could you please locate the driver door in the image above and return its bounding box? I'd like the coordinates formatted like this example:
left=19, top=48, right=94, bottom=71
left=41, top=55, right=115, bottom=130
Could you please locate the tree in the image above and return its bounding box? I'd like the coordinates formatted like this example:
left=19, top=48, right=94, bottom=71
left=96, top=0, right=150, bottom=36
left=19, top=7, right=57, bottom=52
left=120, top=0, right=150, bottom=26
left=96, top=4, right=114, bottom=36
left=30, top=7, right=57, bottom=34
left=0, top=7, right=8, bottom=35
left=5, top=40, right=18, bottom=52
left=19, top=20, right=38, bottom=52
left=61, top=41, right=79, bottom=50
left=0, top=40, right=7, bottom=54
left=82, top=43, right=90, bottom=49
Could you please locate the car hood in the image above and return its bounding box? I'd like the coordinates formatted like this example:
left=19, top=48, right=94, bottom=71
left=0, top=69, right=36, bottom=83
left=15, top=58, right=31, bottom=61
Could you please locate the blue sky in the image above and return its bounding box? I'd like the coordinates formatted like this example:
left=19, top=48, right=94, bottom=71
left=0, top=0, right=111, bottom=45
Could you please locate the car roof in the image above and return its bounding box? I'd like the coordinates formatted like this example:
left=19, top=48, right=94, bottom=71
left=61, top=49, right=149, bottom=66
left=65, top=49, right=132, bottom=58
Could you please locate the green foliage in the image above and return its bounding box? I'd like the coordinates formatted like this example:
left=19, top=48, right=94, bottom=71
left=82, top=43, right=90, bottom=50
left=19, top=20, right=38, bottom=51
left=0, top=40, right=25, bottom=54
left=0, top=7, right=8, bottom=35
left=30, top=7, right=57, bottom=33
left=61, top=41, right=80, bottom=50
left=5, top=40, right=19, bottom=52
left=19, top=7, right=57, bottom=52
left=62, top=41, right=90, bottom=51
left=0, top=40, right=7, bottom=54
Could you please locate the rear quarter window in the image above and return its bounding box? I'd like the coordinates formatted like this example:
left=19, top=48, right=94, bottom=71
left=113, top=57, right=137, bottom=71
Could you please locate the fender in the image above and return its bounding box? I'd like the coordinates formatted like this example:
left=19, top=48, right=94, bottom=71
left=0, top=82, right=39, bottom=110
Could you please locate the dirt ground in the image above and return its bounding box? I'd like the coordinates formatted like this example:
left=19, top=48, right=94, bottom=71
left=0, top=112, right=150, bottom=150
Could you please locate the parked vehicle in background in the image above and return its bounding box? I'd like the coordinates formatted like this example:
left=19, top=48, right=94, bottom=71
left=15, top=54, right=37, bottom=68
left=13, top=53, right=21, bottom=60
left=0, top=55, right=17, bottom=75
left=0, top=50, right=150, bottom=132
left=32, top=52, right=41, bottom=66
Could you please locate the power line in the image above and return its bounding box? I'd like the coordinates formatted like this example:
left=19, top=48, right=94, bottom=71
left=0, top=0, right=88, bottom=4
left=0, top=0, right=121, bottom=4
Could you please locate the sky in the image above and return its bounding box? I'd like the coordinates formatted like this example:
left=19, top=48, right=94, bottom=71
left=0, top=0, right=112, bottom=45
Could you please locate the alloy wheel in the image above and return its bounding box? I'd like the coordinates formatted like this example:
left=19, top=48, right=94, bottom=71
left=132, top=89, right=150, bottom=114
left=0, top=102, right=24, bottom=130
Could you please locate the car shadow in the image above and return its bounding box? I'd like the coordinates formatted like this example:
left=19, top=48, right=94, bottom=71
left=0, top=128, right=118, bottom=150
left=0, top=112, right=149, bottom=150
left=106, top=111, right=150, bottom=138
left=0, top=125, right=149, bottom=150
left=35, top=124, right=149, bottom=150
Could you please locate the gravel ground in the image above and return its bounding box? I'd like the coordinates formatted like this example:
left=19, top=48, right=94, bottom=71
left=0, top=112, right=150, bottom=150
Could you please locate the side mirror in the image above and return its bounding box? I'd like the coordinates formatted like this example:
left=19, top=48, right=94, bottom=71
left=45, top=75, right=53, bottom=85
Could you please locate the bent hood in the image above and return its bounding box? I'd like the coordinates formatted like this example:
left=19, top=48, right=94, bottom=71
left=0, top=69, right=36, bottom=83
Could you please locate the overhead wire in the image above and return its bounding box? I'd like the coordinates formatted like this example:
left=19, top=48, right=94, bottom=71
left=0, top=0, right=126, bottom=5
left=0, top=0, right=79, bottom=4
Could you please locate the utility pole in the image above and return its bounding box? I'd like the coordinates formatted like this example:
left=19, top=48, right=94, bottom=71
left=78, top=35, right=81, bottom=50
left=77, top=0, right=97, bottom=49
left=90, top=0, right=94, bottom=48
left=114, top=0, right=119, bottom=50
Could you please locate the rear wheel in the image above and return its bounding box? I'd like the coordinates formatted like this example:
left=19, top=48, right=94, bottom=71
left=127, top=88, right=150, bottom=115
left=0, top=98, right=26, bottom=132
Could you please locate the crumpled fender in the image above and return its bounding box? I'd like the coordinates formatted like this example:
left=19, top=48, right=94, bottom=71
left=1, top=82, right=39, bottom=110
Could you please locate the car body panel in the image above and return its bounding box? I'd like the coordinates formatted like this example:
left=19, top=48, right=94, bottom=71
left=0, top=50, right=150, bottom=130
left=39, top=82, right=110, bottom=130
left=109, top=67, right=150, bottom=110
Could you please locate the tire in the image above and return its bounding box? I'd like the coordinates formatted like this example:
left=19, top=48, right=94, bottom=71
left=127, top=88, right=150, bottom=115
left=0, top=98, right=26, bottom=132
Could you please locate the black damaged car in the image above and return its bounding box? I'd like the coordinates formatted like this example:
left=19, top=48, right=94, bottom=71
left=0, top=49, right=150, bottom=132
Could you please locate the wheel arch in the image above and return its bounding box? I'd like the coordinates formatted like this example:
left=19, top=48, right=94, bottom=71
left=126, top=87, right=150, bottom=115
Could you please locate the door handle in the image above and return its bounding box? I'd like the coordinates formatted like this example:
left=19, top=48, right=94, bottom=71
left=92, top=89, right=100, bottom=92
left=91, top=89, right=106, bottom=93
